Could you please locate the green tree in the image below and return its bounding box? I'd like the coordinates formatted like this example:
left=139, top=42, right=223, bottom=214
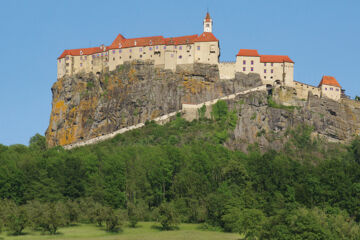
left=29, top=134, right=47, bottom=151
left=2, top=200, right=27, bottom=235
left=105, top=208, right=123, bottom=232
left=27, top=201, right=66, bottom=234
left=158, top=202, right=180, bottom=230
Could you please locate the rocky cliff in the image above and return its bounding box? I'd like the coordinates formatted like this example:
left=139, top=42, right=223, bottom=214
left=46, top=61, right=261, bottom=147
left=226, top=88, right=360, bottom=152
left=46, top=60, right=360, bottom=149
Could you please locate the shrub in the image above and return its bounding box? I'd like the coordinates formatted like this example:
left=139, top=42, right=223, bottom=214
left=2, top=200, right=27, bottom=235
left=158, top=202, right=180, bottom=230
left=105, top=208, right=123, bottom=232
left=26, top=201, right=66, bottom=235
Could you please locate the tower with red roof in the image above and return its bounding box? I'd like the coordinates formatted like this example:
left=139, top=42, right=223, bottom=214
left=204, top=12, right=213, bottom=33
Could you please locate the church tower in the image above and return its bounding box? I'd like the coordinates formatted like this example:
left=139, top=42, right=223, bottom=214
left=203, top=12, right=213, bottom=33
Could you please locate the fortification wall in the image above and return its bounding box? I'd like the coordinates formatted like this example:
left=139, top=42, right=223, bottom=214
left=218, top=62, right=236, bottom=79
left=293, top=81, right=320, bottom=99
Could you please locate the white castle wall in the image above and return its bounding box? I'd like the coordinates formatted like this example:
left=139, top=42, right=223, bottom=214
left=218, top=62, right=236, bottom=79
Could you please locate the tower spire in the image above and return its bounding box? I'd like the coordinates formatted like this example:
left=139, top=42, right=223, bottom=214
left=203, top=12, right=213, bottom=33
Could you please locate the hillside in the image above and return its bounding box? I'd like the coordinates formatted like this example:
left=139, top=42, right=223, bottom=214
left=2, top=103, right=360, bottom=238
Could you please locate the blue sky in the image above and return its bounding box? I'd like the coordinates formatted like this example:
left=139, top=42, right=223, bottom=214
left=1, top=0, right=359, bottom=146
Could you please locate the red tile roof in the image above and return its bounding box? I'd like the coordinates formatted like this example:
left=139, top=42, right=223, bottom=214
left=165, top=35, right=198, bottom=45
left=318, top=76, right=341, bottom=88
left=205, top=12, right=211, bottom=22
left=260, top=55, right=294, bottom=63
left=236, top=49, right=260, bottom=57
left=194, top=32, right=218, bottom=42
left=58, top=31, right=219, bottom=58
left=57, top=46, right=106, bottom=59
left=109, top=34, right=126, bottom=49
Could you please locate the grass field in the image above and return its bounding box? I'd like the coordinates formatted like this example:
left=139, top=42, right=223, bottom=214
left=0, top=222, right=240, bottom=240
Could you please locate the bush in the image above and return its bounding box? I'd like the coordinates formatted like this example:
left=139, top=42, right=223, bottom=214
left=127, top=202, right=144, bottom=228
left=105, top=208, right=123, bottom=232
left=2, top=200, right=27, bottom=235
left=27, top=201, right=66, bottom=234
left=222, top=208, right=266, bottom=239
left=158, top=202, right=180, bottom=230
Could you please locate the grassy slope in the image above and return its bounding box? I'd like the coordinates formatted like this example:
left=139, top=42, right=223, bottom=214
left=0, top=222, right=240, bottom=240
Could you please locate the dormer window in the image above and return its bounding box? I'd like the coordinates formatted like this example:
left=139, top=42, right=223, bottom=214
left=80, top=50, right=83, bottom=55
left=134, top=40, right=137, bottom=46
left=149, top=40, right=152, bottom=45
left=119, top=43, right=122, bottom=48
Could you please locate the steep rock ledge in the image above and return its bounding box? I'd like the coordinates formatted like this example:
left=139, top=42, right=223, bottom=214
left=46, top=60, right=262, bottom=147
left=226, top=88, right=360, bottom=152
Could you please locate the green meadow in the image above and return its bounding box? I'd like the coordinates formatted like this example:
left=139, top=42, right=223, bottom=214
left=0, top=222, right=240, bottom=240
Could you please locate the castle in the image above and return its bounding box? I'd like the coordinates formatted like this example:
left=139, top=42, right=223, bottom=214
left=57, top=13, right=343, bottom=101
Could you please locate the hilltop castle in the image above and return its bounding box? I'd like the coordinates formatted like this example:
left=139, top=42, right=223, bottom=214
left=57, top=13, right=343, bottom=101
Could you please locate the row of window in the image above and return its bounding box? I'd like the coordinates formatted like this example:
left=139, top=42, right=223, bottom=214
left=242, top=67, right=274, bottom=74
left=324, top=87, right=339, bottom=92
left=242, top=60, right=275, bottom=67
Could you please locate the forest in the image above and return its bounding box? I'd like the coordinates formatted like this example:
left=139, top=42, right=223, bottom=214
left=0, top=101, right=360, bottom=239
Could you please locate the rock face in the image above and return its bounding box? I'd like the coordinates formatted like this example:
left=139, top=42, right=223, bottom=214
left=46, top=60, right=262, bottom=147
left=46, top=60, right=360, bottom=149
left=226, top=88, right=360, bottom=152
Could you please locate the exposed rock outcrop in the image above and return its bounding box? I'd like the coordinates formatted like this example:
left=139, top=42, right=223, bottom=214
left=46, top=60, right=262, bottom=147
left=226, top=88, right=360, bottom=152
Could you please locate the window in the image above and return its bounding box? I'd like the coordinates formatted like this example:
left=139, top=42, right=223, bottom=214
left=271, top=69, right=273, bottom=73
left=251, top=67, right=254, bottom=71
left=243, top=60, right=246, bottom=65
left=171, top=54, right=174, bottom=58
left=179, top=55, right=182, bottom=59
left=174, top=46, right=177, bottom=49
left=149, top=47, right=152, bottom=50
left=80, top=50, right=83, bottom=55
left=139, top=48, right=142, bottom=52
left=164, top=46, right=167, bottom=50
left=59, top=59, right=61, bottom=63
left=66, top=56, right=69, bottom=60
left=80, top=63, right=82, bottom=67
left=156, top=46, right=159, bottom=49
left=197, top=46, right=200, bottom=50
left=251, top=60, right=254, bottom=65
left=325, top=88, right=327, bottom=90
left=264, top=63, right=267, bottom=66
left=101, top=53, right=103, bottom=56
left=243, top=67, right=246, bottom=71
left=206, top=24, right=209, bottom=27
left=92, top=55, right=95, bottom=59
left=336, top=89, right=339, bottom=91
left=119, top=49, right=122, bottom=53
left=130, top=49, right=132, bottom=53
left=330, top=88, right=333, bottom=91
left=149, top=40, right=152, bottom=45
left=179, top=46, right=182, bottom=50
left=264, top=69, right=267, bottom=73
left=112, top=50, right=115, bottom=54
left=105, top=52, right=108, bottom=56
left=271, top=63, right=274, bottom=67
left=97, top=54, right=100, bottom=57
